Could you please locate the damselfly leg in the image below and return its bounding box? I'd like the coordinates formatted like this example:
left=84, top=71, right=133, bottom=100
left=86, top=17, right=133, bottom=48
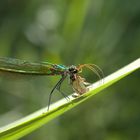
left=47, top=74, right=69, bottom=111
left=56, top=79, right=70, bottom=101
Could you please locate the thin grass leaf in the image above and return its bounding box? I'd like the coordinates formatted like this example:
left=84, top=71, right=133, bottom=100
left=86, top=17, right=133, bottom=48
left=0, top=58, right=140, bottom=140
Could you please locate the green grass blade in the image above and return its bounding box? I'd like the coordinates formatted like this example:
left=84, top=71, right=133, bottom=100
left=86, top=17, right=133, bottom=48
left=0, top=58, right=140, bottom=140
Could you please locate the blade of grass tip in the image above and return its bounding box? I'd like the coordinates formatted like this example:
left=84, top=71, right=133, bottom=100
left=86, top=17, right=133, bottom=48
left=0, top=58, right=140, bottom=140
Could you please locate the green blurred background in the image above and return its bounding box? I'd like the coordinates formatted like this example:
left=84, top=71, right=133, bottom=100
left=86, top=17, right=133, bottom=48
left=0, top=0, right=140, bottom=140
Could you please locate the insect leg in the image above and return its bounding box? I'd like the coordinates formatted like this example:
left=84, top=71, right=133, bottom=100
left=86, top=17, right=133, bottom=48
left=47, top=74, right=67, bottom=111
left=56, top=75, right=70, bottom=101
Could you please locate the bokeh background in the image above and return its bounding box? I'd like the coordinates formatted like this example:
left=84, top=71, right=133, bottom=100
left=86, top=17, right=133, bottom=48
left=0, top=0, right=140, bottom=140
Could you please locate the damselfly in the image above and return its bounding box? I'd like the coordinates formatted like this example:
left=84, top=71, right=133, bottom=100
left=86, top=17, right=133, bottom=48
left=0, top=57, right=104, bottom=110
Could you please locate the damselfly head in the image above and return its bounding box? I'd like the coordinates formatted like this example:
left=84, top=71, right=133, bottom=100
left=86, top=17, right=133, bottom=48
left=68, top=65, right=78, bottom=74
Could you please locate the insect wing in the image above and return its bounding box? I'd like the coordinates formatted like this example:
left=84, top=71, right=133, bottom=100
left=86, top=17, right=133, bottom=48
left=0, top=57, right=65, bottom=76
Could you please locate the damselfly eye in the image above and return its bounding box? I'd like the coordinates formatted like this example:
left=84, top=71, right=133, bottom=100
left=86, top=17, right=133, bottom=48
left=73, top=69, right=78, bottom=73
left=68, top=65, right=78, bottom=73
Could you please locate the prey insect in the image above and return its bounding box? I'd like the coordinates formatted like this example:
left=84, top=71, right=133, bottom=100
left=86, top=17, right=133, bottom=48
left=0, top=57, right=104, bottom=110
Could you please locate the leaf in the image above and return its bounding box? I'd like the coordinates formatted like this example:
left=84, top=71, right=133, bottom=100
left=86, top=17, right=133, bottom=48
left=0, top=58, right=140, bottom=140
